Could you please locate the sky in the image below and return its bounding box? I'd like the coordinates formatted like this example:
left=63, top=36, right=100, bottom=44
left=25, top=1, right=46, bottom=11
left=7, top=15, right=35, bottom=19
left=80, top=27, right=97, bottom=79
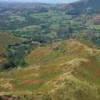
left=1, top=0, right=79, bottom=3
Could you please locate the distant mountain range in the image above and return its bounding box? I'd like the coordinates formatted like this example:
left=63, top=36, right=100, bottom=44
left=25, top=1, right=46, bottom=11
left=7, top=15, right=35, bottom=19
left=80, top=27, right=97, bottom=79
left=67, top=0, right=100, bottom=14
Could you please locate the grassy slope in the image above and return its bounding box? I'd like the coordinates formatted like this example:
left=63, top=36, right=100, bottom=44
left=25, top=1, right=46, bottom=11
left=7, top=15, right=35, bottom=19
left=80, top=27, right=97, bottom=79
left=0, top=39, right=100, bottom=100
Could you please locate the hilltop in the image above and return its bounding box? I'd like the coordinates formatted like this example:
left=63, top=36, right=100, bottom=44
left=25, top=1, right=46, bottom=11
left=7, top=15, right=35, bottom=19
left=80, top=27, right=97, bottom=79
left=0, top=40, right=100, bottom=100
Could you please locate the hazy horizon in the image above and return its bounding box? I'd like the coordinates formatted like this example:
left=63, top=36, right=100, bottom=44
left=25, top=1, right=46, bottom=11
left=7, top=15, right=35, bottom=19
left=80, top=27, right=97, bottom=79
left=0, top=0, right=79, bottom=4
